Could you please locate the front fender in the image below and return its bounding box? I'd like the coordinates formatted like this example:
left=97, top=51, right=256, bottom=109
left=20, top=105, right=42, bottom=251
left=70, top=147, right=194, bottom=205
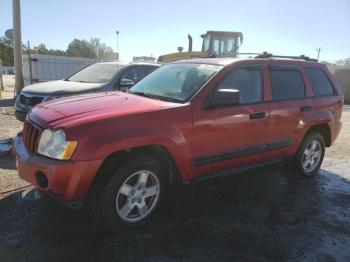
left=69, top=106, right=193, bottom=180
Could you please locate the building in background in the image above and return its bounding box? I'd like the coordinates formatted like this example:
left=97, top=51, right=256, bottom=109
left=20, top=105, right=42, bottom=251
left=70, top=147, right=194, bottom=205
left=133, top=56, right=156, bottom=62
left=325, top=64, right=350, bottom=104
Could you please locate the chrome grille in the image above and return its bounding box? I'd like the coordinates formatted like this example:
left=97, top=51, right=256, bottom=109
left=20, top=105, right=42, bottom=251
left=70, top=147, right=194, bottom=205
left=23, top=120, right=41, bottom=154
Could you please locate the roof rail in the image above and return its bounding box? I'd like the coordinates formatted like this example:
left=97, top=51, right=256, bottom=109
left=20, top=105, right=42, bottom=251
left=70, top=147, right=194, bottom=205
left=237, top=53, right=262, bottom=56
left=255, top=52, right=318, bottom=62
left=201, top=54, right=217, bottom=58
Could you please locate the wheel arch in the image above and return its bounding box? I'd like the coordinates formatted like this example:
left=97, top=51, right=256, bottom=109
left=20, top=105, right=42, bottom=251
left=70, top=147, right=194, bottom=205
left=304, top=123, right=332, bottom=147
left=89, top=144, right=182, bottom=197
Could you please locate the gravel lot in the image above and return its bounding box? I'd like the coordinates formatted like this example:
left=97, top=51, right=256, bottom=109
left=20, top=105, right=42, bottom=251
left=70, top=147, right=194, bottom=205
left=0, top=79, right=349, bottom=261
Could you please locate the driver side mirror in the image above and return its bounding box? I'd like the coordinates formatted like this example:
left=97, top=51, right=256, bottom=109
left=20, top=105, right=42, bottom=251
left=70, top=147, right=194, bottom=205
left=119, top=78, right=135, bottom=88
left=203, top=89, right=240, bottom=109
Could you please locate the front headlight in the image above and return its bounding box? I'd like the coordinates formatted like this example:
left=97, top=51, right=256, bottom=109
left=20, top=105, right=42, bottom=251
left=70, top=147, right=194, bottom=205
left=37, top=129, right=78, bottom=160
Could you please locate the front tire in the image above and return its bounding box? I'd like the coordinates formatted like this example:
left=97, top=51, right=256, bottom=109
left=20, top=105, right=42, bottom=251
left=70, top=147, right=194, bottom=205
left=293, top=132, right=325, bottom=177
left=93, top=157, right=166, bottom=232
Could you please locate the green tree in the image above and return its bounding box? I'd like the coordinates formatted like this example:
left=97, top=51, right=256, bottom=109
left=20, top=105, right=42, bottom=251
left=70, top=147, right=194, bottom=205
left=89, top=38, right=116, bottom=60
left=98, top=43, right=117, bottom=60
left=46, top=48, right=67, bottom=56
left=66, top=39, right=97, bottom=58
left=66, top=38, right=117, bottom=60
left=1, top=36, right=116, bottom=63
left=89, top=38, right=101, bottom=57
left=23, top=43, right=67, bottom=56
left=0, top=36, right=14, bottom=66
left=34, top=43, right=49, bottom=54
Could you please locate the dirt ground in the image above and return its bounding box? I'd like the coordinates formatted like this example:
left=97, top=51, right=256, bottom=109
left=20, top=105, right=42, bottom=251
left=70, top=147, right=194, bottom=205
left=0, top=80, right=350, bottom=261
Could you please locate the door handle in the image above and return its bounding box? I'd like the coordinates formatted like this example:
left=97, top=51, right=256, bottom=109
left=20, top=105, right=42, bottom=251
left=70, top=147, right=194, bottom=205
left=300, top=106, right=312, bottom=112
left=249, top=111, right=266, bottom=120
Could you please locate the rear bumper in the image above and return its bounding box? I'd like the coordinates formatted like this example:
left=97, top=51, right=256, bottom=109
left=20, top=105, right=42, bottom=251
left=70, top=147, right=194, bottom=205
left=332, top=121, right=342, bottom=145
left=14, top=134, right=103, bottom=202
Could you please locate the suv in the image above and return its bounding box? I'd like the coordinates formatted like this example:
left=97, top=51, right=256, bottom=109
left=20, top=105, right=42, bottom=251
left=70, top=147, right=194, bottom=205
left=14, top=55, right=343, bottom=232
left=14, top=61, right=161, bottom=121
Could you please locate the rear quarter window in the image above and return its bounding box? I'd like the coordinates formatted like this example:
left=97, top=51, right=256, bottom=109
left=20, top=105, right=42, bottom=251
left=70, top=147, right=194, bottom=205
left=270, top=69, right=305, bottom=100
left=305, top=68, right=334, bottom=96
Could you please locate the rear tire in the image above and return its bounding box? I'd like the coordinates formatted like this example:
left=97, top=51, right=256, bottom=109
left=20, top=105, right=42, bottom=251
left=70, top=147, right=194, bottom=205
left=91, top=156, right=167, bottom=233
left=293, top=132, right=325, bottom=177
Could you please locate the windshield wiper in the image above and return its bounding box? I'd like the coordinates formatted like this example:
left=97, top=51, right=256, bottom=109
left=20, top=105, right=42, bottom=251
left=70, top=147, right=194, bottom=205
left=128, top=90, right=158, bottom=99
left=128, top=90, right=182, bottom=103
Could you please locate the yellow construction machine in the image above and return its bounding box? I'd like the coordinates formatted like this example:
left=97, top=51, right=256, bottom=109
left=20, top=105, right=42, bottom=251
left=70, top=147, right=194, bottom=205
left=158, top=31, right=243, bottom=63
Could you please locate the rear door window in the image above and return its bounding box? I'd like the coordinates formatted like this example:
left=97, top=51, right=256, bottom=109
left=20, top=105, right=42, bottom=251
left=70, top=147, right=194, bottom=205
left=270, top=68, right=305, bottom=100
left=143, top=65, right=159, bottom=76
left=217, top=67, right=263, bottom=104
left=305, top=68, right=334, bottom=96
left=121, top=66, right=144, bottom=82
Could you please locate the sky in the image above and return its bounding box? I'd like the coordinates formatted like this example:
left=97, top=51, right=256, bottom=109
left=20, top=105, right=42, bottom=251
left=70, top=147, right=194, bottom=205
left=0, top=0, right=349, bottom=62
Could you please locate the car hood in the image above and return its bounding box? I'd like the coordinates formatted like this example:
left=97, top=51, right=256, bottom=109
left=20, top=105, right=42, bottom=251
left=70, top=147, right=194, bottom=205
left=30, top=91, right=181, bottom=127
left=22, top=80, right=105, bottom=95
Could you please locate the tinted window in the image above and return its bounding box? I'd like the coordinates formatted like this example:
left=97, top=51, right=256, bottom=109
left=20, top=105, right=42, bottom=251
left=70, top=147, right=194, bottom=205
left=306, top=68, right=334, bottom=96
left=270, top=70, right=305, bottom=100
left=217, top=68, right=263, bottom=104
left=143, top=65, right=158, bottom=76
left=121, top=67, right=144, bottom=82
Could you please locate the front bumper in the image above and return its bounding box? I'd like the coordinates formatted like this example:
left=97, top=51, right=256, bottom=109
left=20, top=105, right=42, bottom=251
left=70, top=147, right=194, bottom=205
left=15, top=109, right=27, bottom=122
left=14, top=92, right=50, bottom=122
left=14, top=95, right=29, bottom=122
left=13, top=134, right=103, bottom=202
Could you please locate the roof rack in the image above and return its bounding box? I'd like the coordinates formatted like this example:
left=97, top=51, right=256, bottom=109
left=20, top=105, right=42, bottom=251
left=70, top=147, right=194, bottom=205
left=255, top=52, right=318, bottom=62
left=204, top=53, right=262, bottom=58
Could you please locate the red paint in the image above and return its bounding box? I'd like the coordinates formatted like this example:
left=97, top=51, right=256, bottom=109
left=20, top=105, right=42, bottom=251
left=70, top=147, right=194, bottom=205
left=14, top=58, right=344, bottom=202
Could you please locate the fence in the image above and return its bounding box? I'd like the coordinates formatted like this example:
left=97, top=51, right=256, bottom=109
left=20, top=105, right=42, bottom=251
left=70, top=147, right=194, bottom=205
left=23, top=54, right=97, bottom=86
left=327, top=64, right=350, bottom=104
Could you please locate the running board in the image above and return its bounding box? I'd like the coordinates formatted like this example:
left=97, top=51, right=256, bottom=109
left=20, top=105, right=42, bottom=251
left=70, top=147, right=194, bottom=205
left=184, top=157, right=288, bottom=184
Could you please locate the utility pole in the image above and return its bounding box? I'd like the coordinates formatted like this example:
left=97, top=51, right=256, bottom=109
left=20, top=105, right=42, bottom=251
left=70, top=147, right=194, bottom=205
left=27, top=41, right=33, bottom=84
left=316, top=48, right=322, bottom=61
left=116, top=30, right=119, bottom=60
left=13, top=0, right=24, bottom=96
left=0, top=59, right=3, bottom=98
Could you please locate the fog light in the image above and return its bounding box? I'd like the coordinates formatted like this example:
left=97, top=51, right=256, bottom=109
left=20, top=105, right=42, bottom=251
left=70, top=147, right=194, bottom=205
left=36, top=172, right=48, bottom=188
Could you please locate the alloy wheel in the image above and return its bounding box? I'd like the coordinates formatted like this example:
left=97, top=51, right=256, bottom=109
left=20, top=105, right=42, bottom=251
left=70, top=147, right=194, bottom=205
left=115, top=170, right=160, bottom=223
left=302, top=140, right=322, bottom=173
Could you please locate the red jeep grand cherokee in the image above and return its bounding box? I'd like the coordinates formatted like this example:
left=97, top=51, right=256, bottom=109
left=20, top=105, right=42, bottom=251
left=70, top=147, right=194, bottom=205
left=14, top=55, right=343, bottom=232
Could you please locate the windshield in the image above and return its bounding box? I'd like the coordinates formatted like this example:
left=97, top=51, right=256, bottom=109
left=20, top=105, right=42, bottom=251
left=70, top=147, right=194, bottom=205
left=67, top=63, right=125, bottom=83
left=129, top=63, right=222, bottom=102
